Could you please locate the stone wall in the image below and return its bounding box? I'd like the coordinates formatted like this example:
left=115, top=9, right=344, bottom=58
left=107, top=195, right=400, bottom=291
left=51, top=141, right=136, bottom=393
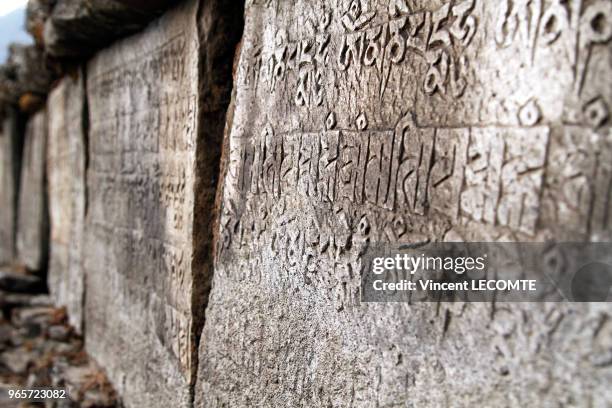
left=83, top=0, right=241, bottom=406
left=1, top=0, right=610, bottom=407
left=16, top=108, right=48, bottom=272
left=47, top=72, right=86, bottom=333
left=0, top=109, right=21, bottom=264
left=83, top=1, right=203, bottom=405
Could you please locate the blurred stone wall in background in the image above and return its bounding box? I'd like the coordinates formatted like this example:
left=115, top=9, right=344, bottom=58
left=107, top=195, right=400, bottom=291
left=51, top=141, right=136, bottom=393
left=16, top=108, right=48, bottom=272
left=47, top=71, right=86, bottom=334
left=0, top=108, right=20, bottom=264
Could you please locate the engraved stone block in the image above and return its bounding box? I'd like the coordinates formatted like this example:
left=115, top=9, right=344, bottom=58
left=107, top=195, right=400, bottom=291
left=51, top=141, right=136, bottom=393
left=197, top=1, right=612, bottom=406
left=47, top=72, right=86, bottom=333
left=84, top=0, right=241, bottom=406
left=16, top=109, right=48, bottom=272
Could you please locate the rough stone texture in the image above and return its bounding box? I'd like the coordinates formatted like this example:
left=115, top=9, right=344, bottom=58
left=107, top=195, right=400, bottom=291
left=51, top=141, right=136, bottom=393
left=16, top=109, right=48, bottom=273
left=197, top=0, right=612, bottom=406
left=47, top=72, right=86, bottom=334
left=84, top=0, right=241, bottom=406
left=0, top=109, right=21, bottom=265
left=43, top=0, right=173, bottom=58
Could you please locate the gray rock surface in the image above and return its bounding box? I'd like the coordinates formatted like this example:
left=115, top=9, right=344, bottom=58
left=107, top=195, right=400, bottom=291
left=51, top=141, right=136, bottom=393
left=47, top=72, right=86, bottom=334
left=196, top=0, right=612, bottom=406
left=0, top=110, right=20, bottom=264
left=43, top=0, right=173, bottom=58
left=84, top=0, right=241, bottom=406
left=16, top=109, right=49, bottom=272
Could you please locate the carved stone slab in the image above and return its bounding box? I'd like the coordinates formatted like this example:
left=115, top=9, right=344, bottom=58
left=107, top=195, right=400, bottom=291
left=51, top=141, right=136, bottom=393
left=0, top=110, right=20, bottom=264
left=197, top=1, right=612, bottom=406
left=16, top=109, right=48, bottom=272
left=84, top=0, right=240, bottom=406
left=47, top=73, right=86, bottom=333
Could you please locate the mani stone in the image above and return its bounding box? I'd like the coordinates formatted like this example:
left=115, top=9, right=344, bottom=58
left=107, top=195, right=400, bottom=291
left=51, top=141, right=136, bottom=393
left=84, top=0, right=240, bottom=406
left=16, top=109, right=48, bottom=273
left=43, top=0, right=173, bottom=58
left=197, top=0, right=612, bottom=407
left=0, top=109, right=21, bottom=264
left=47, top=72, right=86, bottom=334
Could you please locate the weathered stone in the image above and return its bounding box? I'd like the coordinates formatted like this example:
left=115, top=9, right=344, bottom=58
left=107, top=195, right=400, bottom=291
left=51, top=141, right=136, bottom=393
left=0, top=109, right=21, bottom=264
left=196, top=1, right=612, bottom=406
left=84, top=0, right=241, bottom=406
left=43, top=0, right=173, bottom=58
left=47, top=324, right=71, bottom=341
left=16, top=109, right=49, bottom=272
left=47, top=72, right=86, bottom=334
left=0, top=292, right=51, bottom=310
left=12, top=306, right=55, bottom=327
left=52, top=361, right=120, bottom=408
left=1, top=348, right=32, bottom=374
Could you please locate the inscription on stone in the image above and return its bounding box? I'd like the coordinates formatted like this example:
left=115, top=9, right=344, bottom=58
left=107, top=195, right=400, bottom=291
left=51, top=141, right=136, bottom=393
left=197, top=1, right=612, bottom=406
left=84, top=0, right=240, bottom=406
left=85, top=2, right=198, bottom=407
